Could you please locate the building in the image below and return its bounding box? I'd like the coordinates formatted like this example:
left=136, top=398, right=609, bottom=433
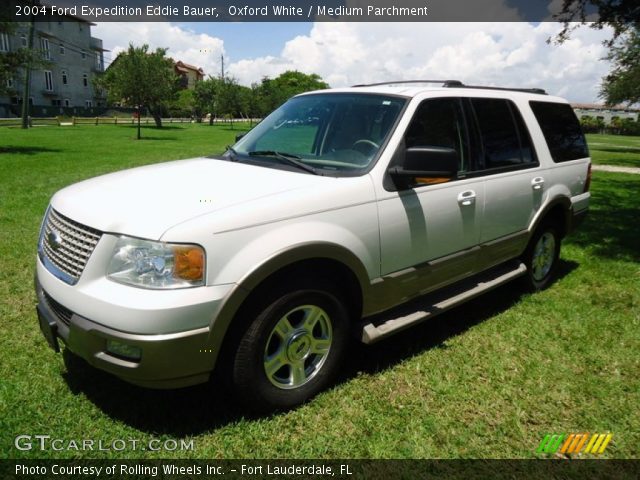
left=174, top=60, right=204, bottom=89
left=572, top=103, right=640, bottom=124
left=0, top=14, right=107, bottom=117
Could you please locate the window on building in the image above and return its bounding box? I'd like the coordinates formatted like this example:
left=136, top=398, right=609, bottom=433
left=81, top=50, right=86, bottom=59
left=61, top=70, right=68, bottom=85
left=44, top=70, right=53, bottom=91
left=41, top=37, right=50, bottom=60
left=59, top=43, right=65, bottom=55
left=6, top=77, right=13, bottom=89
left=64, top=99, right=70, bottom=107
left=52, top=99, right=61, bottom=106
left=20, top=35, right=27, bottom=47
left=0, top=33, right=9, bottom=52
left=11, top=96, right=20, bottom=105
left=85, top=100, right=93, bottom=108
left=82, top=74, right=88, bottom=87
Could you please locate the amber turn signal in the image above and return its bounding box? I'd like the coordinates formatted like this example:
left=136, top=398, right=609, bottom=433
left=173, top=247, right=205, bottom=281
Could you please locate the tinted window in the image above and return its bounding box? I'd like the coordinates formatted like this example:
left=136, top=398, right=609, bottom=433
left=510, top=103, right=536, bottom=164
left=529, top=101, right=589, bottom=162
left=471, top=98, right=533, bottom=169
left=405, top=98, right=468, bottom=172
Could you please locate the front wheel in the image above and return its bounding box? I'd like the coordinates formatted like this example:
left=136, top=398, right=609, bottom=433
left=231, top=283, right=349, bottom=412
left=521, top=224, right=561, bottom=291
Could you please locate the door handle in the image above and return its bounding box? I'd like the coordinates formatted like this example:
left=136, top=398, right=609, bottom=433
left=531, top=177, right=545, bottom=190
left=457, top=190, right=476, bottom=206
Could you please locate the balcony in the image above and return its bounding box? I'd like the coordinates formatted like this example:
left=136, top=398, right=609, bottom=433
left=90, top=37, right=105, bottom=51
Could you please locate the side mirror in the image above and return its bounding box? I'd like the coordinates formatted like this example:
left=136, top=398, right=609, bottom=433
left=388, top=146, right=458, bottom=185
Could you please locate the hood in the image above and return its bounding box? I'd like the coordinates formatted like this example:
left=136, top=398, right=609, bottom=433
left=51, top=158, right=327, bottom=239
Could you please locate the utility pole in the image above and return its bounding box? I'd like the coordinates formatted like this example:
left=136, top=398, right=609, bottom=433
left=21, top=12, right=35, bottom=129
left=220, top=54, right=224, bottom=80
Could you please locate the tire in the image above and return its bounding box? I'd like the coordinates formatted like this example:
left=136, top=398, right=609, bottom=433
left=521, top=223, right=561, bottom=291
left=231, top=280, right=349, bottom=412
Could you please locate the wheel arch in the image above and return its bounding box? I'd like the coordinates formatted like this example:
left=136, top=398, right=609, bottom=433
left=205, top=242, right=369, bottom=370
left=529, top=196, right=571, bottom=239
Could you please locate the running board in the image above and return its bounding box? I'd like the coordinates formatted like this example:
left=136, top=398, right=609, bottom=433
left=360, top=262, right=527, bottom=344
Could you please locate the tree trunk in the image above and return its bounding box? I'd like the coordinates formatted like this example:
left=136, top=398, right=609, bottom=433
left=21, top=18, right=35, bottom=129
left=152, top=110, right=162, bottom=128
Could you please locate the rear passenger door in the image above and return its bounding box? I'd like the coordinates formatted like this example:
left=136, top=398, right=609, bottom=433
left=465, top=97, right=542, bottom=268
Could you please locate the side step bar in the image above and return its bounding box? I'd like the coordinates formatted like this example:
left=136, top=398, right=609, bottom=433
left=360, top=262, right=527, bottom=344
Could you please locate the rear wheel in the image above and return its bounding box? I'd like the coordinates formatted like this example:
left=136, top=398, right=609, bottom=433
left=231, top=281, right=349, bottom=412
left=522, top=223, right=561, bottom=291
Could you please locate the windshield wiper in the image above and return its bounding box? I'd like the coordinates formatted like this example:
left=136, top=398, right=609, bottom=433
left=248, top=150, right=319, bottom=175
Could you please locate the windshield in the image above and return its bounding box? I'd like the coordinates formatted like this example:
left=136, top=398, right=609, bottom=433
left=232, top=93, right=406, bottom=175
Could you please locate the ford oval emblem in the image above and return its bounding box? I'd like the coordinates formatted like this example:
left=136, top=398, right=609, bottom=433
left=48, top=230, right=63, bottom=251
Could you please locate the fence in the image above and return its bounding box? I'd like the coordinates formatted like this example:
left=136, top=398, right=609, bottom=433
left=0, top=117, right=197, bottom=127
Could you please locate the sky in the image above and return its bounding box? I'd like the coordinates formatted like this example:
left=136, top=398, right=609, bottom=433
left=93, top=21, right=612, bottom=103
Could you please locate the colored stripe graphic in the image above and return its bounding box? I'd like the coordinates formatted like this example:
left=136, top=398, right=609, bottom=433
left=537, top=434, right=564, bottom=453
left=539, top=433, right=612, bottom=454
left=560, top=433, right=589, bottom=454
left=585, top=433, right=613, bottom=454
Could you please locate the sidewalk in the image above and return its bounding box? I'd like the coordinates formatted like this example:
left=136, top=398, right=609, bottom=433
left=592, top=164, right=640, bottom=175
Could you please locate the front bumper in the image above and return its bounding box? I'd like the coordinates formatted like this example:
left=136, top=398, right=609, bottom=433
left=35, top=264, right=231, bottom=389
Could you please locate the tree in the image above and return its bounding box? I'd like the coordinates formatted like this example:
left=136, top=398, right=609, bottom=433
left=194, top=76, right=252, bottom=124
left=553, top=0, right=638, bottom=48
left=167, top=89, right=196, bottom=118
left=194, top=77, right=220, bottom=125
left=254, top=71, right=329, bottom=116
left=0, top=25, right=32, bottom=97
left=96, top=44, right=179, bottom=138
left=0, top=5, right=18, bottom=97
left=552, top=1, right=639, bottom=105
left=599, top=26, right=640, bottom=105
left=1, top=4, right=46, bottom=127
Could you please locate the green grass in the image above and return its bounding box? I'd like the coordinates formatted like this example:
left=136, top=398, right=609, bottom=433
left=586, top=133, right=640, bottom=168
left=0, top=125, right=638, bottom=459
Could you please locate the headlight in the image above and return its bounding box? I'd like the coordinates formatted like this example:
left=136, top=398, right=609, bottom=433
left=107, top=236, right=205, bottom=289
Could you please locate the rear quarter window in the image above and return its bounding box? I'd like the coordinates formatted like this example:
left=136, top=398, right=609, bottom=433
left=529, top=101, right=589, bottom=162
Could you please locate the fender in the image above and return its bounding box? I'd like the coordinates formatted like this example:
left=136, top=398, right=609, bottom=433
left=203, top=241, right=372, bottom=365
left=528, top=195, right=571, bottom=237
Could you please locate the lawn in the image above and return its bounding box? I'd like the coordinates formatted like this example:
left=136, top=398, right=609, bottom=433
left=586, top=133, right=640, bottom=168
left=0, top=124, right=638, bottom=460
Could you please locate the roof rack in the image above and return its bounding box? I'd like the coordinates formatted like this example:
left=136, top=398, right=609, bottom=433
left=351, top=80, right=463, bottom=88
left=351, top=80, right=547, bottom=95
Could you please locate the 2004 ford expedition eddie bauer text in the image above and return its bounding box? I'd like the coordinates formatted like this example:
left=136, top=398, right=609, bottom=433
left=36, top=80, right=591, bottom=411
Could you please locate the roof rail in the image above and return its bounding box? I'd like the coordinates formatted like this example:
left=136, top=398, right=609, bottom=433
left=459, top=84, right=547, bottom=95
left=352, top=80, right=462, bottom=87
left=352, top=79, right=547, bottom=95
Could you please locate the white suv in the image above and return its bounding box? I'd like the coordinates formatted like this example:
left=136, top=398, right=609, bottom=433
left=36, top=81, right=591, bottom=411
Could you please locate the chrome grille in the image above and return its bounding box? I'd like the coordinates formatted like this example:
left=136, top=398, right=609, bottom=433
left=43, top=291, right=73, bottom=326
left=39, top=208, right=102, bottom=284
